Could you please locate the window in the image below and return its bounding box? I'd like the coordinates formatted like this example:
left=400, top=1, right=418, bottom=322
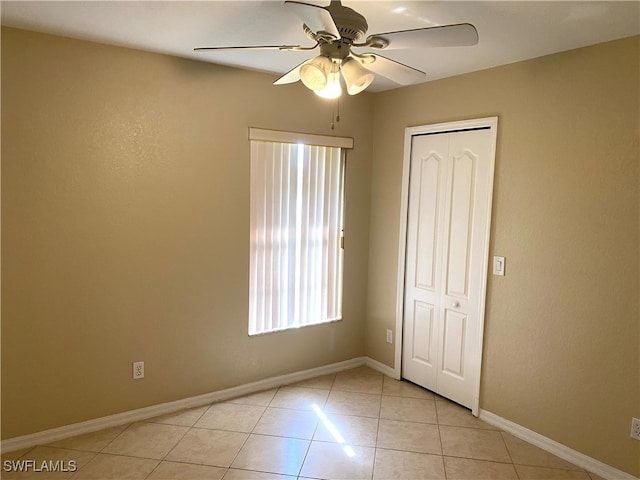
left=248, top=128, right=353, bottom=335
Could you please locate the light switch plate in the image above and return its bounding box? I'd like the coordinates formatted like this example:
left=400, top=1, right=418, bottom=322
left=493, top=256, right=505, bottom=276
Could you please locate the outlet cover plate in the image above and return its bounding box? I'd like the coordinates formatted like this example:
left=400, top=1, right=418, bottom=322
left=133, top=361, right=144, bottom=380
left=632, top=417, right=640, bottom=440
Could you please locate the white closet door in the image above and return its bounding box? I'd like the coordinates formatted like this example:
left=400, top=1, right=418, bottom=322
left=402, top=125, right=495, bottom=409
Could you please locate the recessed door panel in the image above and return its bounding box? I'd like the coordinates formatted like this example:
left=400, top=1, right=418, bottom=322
left=415, top=154, right=441, bottom=291
left=441, top=310, right=466, bottom=379
left=412, top=301, right=435, bottom=365
left=446, top=151, right=475, bottom=298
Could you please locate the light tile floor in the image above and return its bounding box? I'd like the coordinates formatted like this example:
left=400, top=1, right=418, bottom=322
left=1, top=366, right=607, bottom=480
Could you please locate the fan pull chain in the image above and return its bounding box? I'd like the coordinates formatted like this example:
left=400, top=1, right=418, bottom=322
left=330, top=98, right=341, bottom=130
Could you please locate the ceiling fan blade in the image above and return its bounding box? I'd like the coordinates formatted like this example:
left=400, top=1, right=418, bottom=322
left=195, top=45, right=302, bottom=52
left=273, top=59, right=311, bottom=85
left=367, top=23, right=479, bottom=50
left=354, top=53, right=425, bottom=85
left=285, top=0, right=340, bottom=39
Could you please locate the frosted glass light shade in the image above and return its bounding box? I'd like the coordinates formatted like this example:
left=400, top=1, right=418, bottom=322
left=300, top=56, right=332, bottom=91
left=314, top=71, right=342, bottom=99
left=341, top=58, right=375, bottom=95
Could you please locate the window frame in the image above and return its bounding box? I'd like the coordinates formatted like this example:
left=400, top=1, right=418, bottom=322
left=248, top=128, right=353, bottom=336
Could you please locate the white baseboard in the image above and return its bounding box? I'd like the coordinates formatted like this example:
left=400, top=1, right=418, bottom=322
left=479, top=409, right=639, bottom=480
left=1, top=356, right=369, bottom=454
left=364, top=356, right=396, bottom=378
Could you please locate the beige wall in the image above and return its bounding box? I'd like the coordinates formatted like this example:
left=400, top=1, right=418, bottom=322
left=2, top=25, right=639, bottom=477
left=366, top=36, right=640, bottom=476
left=1, top=27, right=373, bottom=439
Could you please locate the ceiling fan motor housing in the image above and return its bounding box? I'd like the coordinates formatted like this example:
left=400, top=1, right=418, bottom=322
left=327, top=2, right=368, bottom=42
left=304, top=2, right=369, bottom=61
left=304, top=2, right=368, bottom=44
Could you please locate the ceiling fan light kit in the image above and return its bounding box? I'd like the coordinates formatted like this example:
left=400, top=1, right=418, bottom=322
left=315, top=67, right=342, bottom=99
left=299, top=55, right=371, bottom=97
left=300, top=55, right=333, bottom=90
left=341, top=57, right=375, bottom=95
left=195, top=0, right=479, bottom=98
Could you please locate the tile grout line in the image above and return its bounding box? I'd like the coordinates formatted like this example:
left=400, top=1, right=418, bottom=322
left=435, top=401, right=448, bottom=480
left=499, top=430, right=522, bottom=480
left=372, top=403, right=382, bottom=480
left=142, top=418, right=195, bottom=480
left=223, top=385, right=282, bottom=476
left=154, top=401, right=215, bottom=477
left=500, top=430, right=592, bottom=477
left=65, top=422, right=134, bottom=478
left=293, top=377, right=335, bottom=479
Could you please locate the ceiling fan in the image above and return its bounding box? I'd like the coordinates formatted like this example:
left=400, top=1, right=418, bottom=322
left=195, top=0, right=478, bottom=98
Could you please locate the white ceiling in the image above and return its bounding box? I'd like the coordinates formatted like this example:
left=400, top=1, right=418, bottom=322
left=2, top=1, right=639, bottom=92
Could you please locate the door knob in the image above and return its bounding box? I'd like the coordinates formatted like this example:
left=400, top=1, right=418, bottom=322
left=453, top=301, right=460, bottom=308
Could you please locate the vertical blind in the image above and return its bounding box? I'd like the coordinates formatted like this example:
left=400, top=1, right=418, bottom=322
left=249, top=138, right=345, bottom=335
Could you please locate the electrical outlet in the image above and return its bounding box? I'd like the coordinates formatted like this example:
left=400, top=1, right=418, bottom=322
left=386, top=329, right=393, bottom=344
left=133, top=361, right=144, bottom=380
left=631, top=417, right=640, bottom=441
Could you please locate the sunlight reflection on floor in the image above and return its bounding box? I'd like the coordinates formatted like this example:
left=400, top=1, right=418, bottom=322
left=312, top=403, right=356, bottom=457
